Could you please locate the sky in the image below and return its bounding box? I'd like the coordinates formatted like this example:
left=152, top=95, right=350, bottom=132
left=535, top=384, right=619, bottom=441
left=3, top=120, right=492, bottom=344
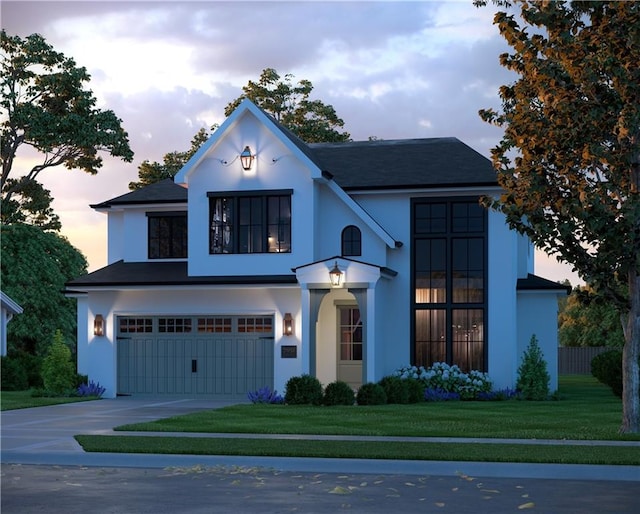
left=2, top=0, right=582, bottom=284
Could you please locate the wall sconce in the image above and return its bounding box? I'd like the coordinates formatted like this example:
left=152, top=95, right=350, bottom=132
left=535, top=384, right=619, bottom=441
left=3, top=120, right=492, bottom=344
left=329, top=261, right=343, bottom=287
left=94, top=314, right=105, bottom=337
left=240, top=146, right=254, bottom=171
left=283, top=312, right=294, bottom=336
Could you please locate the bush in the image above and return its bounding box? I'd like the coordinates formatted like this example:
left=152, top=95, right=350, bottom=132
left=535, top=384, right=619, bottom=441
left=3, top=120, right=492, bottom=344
left=477, top=388, right=520, bottom=401
left=591, top=349, right=623, bottom=398
left=323, top=381, right=355, bottom=406
left=393, top=363, right=492, bottom=400
left=284, top=374, right=323, bottom=405
left=1, top=356, right=28, bottom=391
left=356, top=382, right=387, bottom=405
left=77, top=380, right=106, bottom=398
left=378, top=375, right=409, bottom=404
left=516, top=335, right=550, bottom=400
left=11, top=351, right=43, bottom=388
left=405, top=378, right=425, bottom=403
left=41, top=330, right=76, bottom=395
left=247, top=385, right=284, bottom=404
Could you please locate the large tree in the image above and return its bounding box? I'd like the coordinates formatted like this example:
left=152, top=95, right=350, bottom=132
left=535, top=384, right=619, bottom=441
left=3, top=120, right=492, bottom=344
left=1, top=223, right=87, bottom=356
left=128, top=127, right=213, bottom=190
left=475, top=1, right=639, bottom=432
left=1, top=30, right=134, bottom=223
left=225, top=68, right=350, bottom=143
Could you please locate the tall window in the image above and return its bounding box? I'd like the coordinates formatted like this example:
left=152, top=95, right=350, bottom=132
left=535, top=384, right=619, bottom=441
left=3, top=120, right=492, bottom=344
left=341, top=225, right=362, bottom=256
left=209, top=190, right=291, bottom=254
left=147, top=212, right=187, bottom=259
left=339, top=307, right=362, bottom=361
left=412, top=198, right=487, bottom=372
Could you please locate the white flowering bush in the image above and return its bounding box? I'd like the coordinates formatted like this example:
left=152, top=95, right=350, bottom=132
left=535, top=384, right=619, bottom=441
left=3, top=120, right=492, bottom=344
left=393, top=362, right=492, bottom=400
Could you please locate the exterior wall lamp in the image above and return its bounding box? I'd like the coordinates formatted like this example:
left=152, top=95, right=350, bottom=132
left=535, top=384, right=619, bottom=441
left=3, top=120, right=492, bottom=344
left=329, top=261, right=343, bottom=287
left=283, top=312, right=294, bottom=336
left=240, top=146, right=254, bottom=171
left=94, top=314, right=105, bottom=337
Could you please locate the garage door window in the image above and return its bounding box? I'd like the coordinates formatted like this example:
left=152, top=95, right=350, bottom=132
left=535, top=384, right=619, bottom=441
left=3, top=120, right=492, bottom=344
left=158, top=317, right=192, bottom=333
left=119, top=317, right=153, bottom=333
left=197, top=317, right=232, bottom=333
left=238, top=317, right=273, bottom=333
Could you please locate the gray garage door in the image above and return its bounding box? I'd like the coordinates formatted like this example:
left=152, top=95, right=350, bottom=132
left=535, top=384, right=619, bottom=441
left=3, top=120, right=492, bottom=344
left=116, top=315, right=274, bottom=398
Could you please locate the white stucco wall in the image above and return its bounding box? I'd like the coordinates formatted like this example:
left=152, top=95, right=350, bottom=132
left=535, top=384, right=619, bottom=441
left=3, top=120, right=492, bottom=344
left=81, top=286, right=301, bottom=398
left=517, top=290, right=561, bottom=392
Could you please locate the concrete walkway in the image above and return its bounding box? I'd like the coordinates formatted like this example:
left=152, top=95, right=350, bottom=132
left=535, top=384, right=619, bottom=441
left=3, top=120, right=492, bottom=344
left=2, top=397, right=640, bottom=482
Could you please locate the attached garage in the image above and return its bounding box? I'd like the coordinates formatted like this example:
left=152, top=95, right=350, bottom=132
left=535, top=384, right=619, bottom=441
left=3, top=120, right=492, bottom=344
left=116, top=315, right=274, bottom=398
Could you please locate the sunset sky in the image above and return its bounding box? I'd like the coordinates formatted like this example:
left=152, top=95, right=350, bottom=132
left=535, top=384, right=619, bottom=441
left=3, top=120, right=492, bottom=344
left=2, top=0, right=582, bottom=284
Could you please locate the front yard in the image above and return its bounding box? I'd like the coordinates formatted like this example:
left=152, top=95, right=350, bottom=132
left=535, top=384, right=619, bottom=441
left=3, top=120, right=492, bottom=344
left=74, top=376, right=640, bottom=465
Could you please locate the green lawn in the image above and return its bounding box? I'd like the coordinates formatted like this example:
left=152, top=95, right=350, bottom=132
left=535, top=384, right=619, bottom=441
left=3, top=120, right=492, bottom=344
left=74, top=376, right=640, bottom=465
left=116, top=376, right=639, bottom=441
left=1, top=390, right=98, bottom=411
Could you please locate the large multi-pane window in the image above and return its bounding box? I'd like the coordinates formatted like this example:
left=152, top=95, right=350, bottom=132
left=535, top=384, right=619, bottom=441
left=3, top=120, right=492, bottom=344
left=147, top=212, right=187, bottom=259
left=209, top=190, right=292, bottom=254
left=412, top=198, right=487, bottom=372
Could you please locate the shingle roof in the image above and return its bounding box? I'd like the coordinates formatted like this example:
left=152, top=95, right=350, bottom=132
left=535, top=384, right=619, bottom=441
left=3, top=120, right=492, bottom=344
left=310, top=138, right=497, bottom=190
left=517, top=274, right=571, bottom=293
left=90, top=179, right=187, bottom=209
left=92, top=135, right=497, bottom=208
left=66, top=260, right=297, bottom=288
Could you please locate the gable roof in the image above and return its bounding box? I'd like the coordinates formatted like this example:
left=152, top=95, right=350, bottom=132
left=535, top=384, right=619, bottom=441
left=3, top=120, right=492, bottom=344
left=90, top=179, right=187, bottom=209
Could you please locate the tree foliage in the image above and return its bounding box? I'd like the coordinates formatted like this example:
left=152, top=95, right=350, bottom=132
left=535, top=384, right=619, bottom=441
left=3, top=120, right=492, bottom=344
left=1, top=30, right=134, bottom=224
left=559, top=287, right=625, bottom=348
left=41, top=329, right=76, bottom=395
left=129, top=126, right=213, bottom=190
left=476, top=0, right=640, bottom=432
left=0, top=223, right=87, bottom=355
left=225, top=68, right=350, bottom=143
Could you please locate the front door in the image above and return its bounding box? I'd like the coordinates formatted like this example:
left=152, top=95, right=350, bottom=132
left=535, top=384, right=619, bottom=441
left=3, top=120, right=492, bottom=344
left=337, top=306, right=362, bottom=389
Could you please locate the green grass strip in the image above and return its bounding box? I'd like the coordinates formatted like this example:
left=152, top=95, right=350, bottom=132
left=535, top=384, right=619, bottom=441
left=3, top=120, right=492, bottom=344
left=74, top=435, right=640, bottom=466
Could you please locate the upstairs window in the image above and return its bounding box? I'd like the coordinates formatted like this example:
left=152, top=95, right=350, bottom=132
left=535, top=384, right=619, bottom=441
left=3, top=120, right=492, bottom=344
left=147, top=212, right=187, bottom=259
left=209, top=190, right=292, bottom=254
left=341, top=225, right=362, bottom=256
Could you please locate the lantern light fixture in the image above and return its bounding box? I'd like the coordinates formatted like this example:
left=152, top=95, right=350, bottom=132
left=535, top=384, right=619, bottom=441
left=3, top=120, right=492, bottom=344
left=240, top=146, right=254, bottom=171
left=283, top=312, right=294, bottom=336
left=329, top=261, right=343, bottom=287
left=94, top=314, right=105, bottom=337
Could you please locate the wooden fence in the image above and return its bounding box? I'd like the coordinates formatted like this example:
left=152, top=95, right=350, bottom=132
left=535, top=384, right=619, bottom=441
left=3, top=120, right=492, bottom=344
left=558, top=346, right=609, bottom=375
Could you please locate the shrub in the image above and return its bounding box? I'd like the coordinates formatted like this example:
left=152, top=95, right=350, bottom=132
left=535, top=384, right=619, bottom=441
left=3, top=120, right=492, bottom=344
left=424, top=387, right=460, bottom=402
left=11, top=351, right=43, bottom=388
left=405, top=378, right=425, bottom=403
left=247, top=385, right=284, bottom=404
left=323, top=381, right=355, bottom=406
left=41, top=330, right=76, bottom=395
left=477, top=388, right=520, bottom=401
left=591, top=349, right=623, bottom=398
left=393, top=363, right=492, bottom=400
left=378, top=375, right=409, bottom=404
left=516, top=335, right=550, bottom=400
left=1, top=356, right=28, bottom=391
left=284, top=374, right=323, bottom=405
left=356, top=382, right=387, bottom=405
left=77, top=380, right=106, bottom=398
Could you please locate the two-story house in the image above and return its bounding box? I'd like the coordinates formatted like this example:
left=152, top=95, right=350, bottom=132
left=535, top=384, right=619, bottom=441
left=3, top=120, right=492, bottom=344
left=66, top=99, right=568, bottom=399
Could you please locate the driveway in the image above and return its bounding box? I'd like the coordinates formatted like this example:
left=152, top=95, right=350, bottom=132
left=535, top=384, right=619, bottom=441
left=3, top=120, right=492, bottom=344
left=2, top=397, right=640, bottom=513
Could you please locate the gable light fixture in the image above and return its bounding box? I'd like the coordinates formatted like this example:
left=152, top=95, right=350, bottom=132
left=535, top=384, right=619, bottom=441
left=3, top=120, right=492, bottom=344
left=240, top=146, right=254, bottom=171
left=329, top=261, right=343, bottom=287
left=283, top=312, right=294, bottom=336
left=94, top=314, right=105, bottom=337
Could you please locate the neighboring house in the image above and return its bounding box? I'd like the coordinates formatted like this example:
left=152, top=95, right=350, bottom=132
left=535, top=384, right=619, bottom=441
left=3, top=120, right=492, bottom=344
left=1, top=291, right=23, bottom=356
left=66, top=99, right=568, bottom=399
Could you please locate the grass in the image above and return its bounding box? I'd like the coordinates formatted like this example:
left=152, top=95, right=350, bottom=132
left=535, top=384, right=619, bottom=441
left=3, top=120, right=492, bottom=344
left=75, top=435, right=640, bottom=466
left=116, top=376, right=639, bottom=441
left=0, top=390, right=99, bottom=411
left=74, top=376, right=640, bottom=465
